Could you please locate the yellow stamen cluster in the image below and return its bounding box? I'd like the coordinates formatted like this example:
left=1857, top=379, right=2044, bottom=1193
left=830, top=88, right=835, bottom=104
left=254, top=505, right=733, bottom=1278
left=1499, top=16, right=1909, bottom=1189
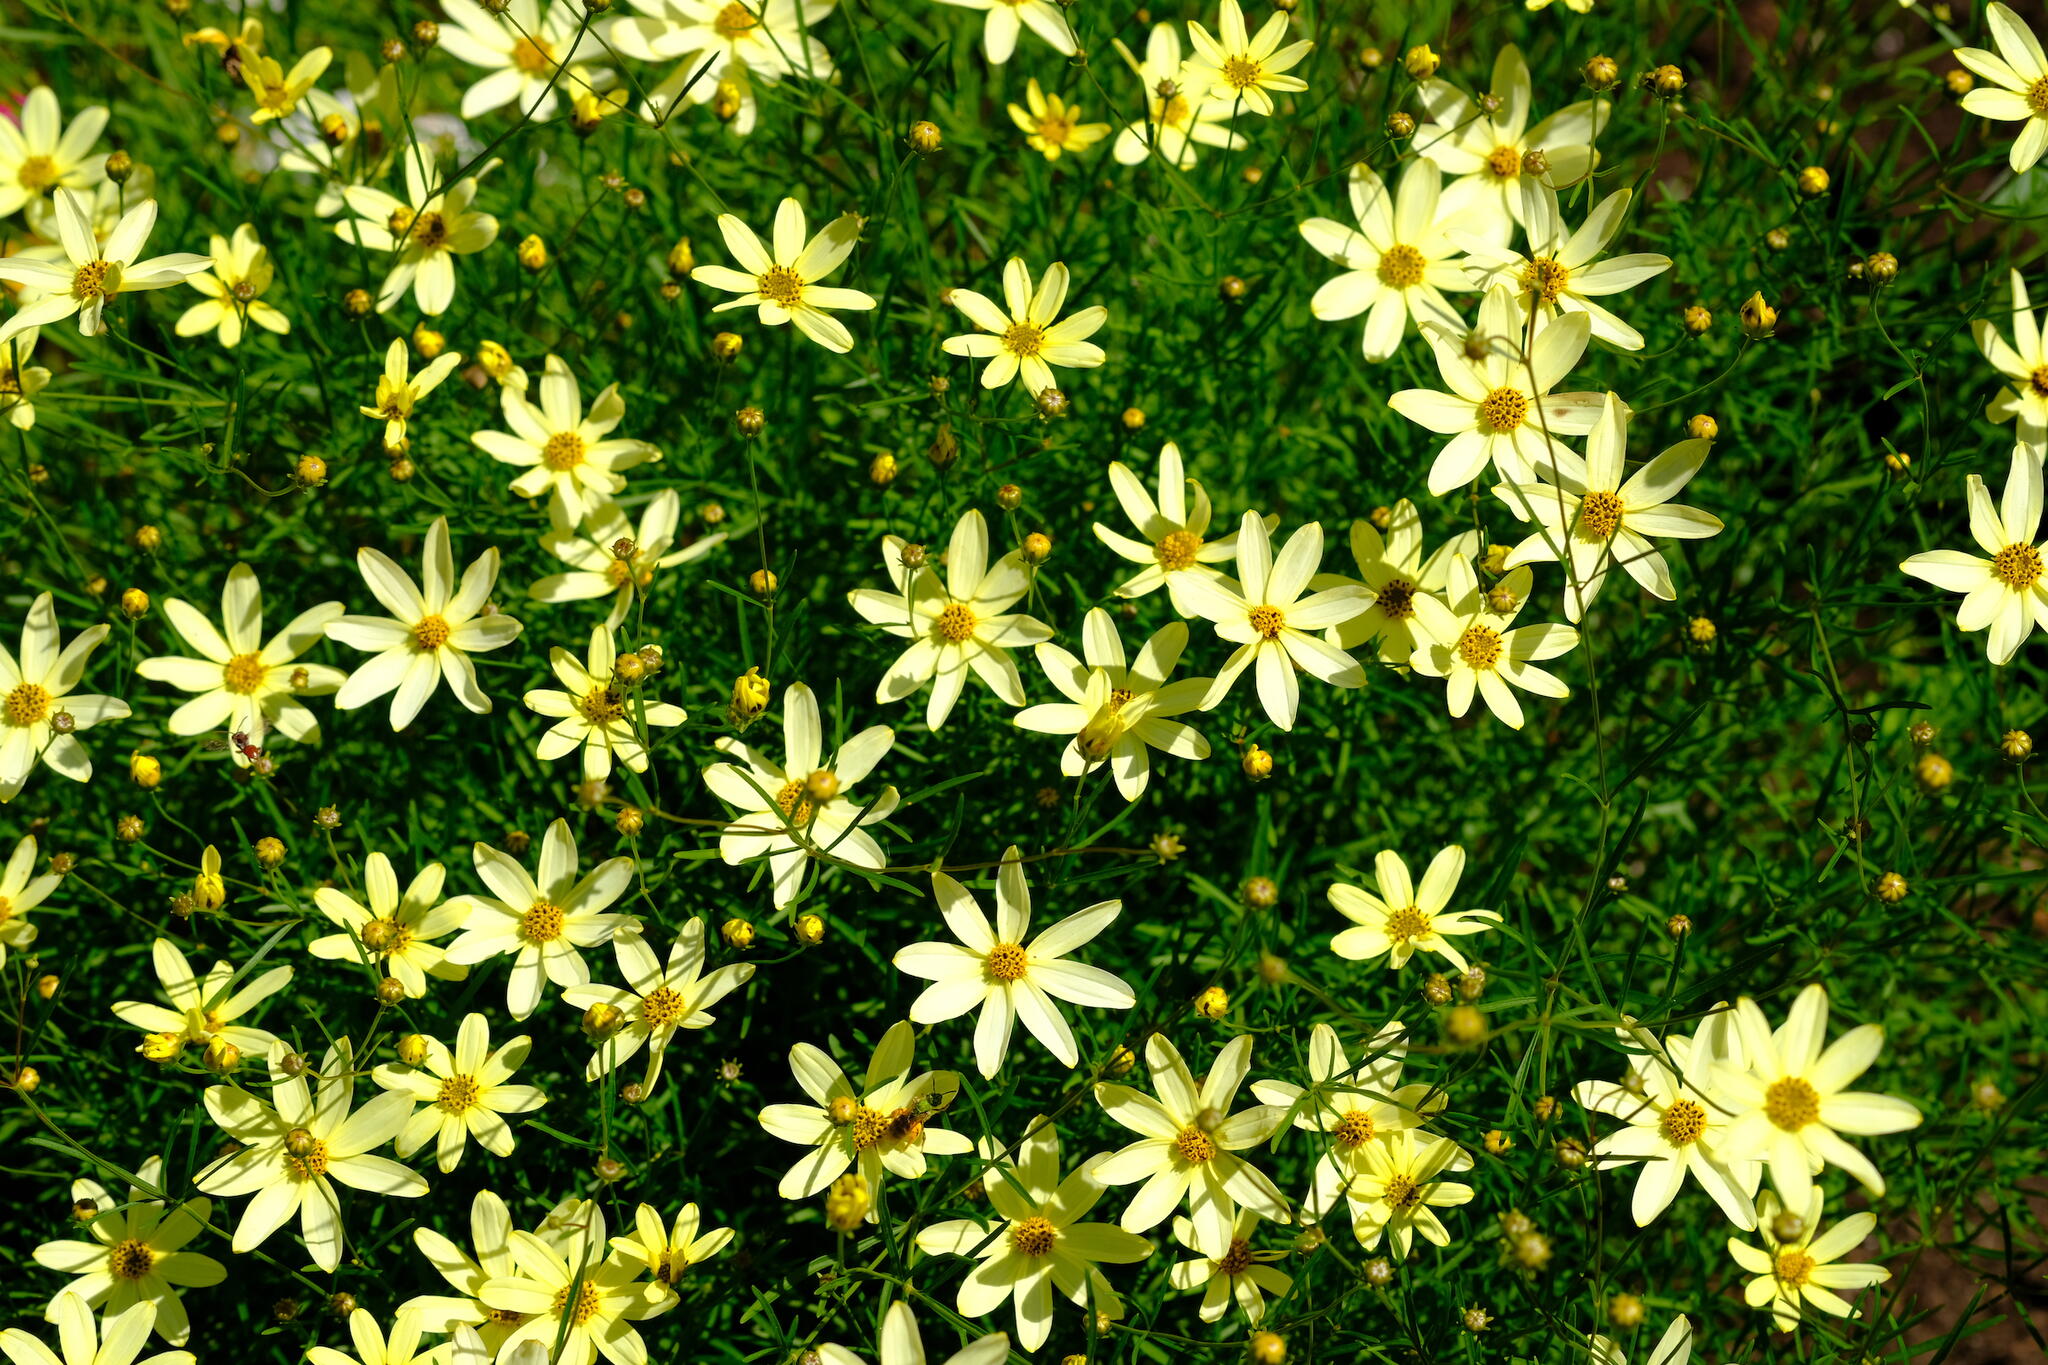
left=1479, top=387, right=1529, bottom=433
left=1385, top=905, right=1431, bottom=942
left=1175, top=1125, right=1218, bottom=1164
left=1377, top=244, right=1426, bottom=289
left=1249, top=605, right=1285, bottom=639
left=512, top=37, right=556, bottom=75
left=519, top=900, right=566, bottom=944
left=1011, top=1214, right=1058, bottom=1256
left=578, top=684, right=626, bottom=724
left=109, top=1239, right=156, bottom=1280
left=436, top=1073, right=482, bottom=1113
left=985, top=942, right=1029, bottom=982
left=1521, top=256, right=1570, bottom=306
left=1456, top=624, right=1503, bottom=671
left=714, top=1, right=760, bottom=37
left=1332, top=1109, right=1376, bottom=1147
left=542, top=431, right=586, bottom=471
left=1156, top=529, right=1203, bottom=571
left=1659, top=1098, right=1706, bottom=1146
left=1578, top=490, right=1625, bottom=540
left=1001, top=321, right=1046, bottom=357
left=1773, top=1249, right=1816, bottom=1287
left=1764, top=1076, right=1820, bottom=1131
left=935, top=603, right=977, bottom=643
left=640, top=985, right=686, bottom=1028
left=1382, top=1173, right=1422, bottom=1209
left=412, top=615, right=452, bottom=651
left=5, top=682, right=51, bottom=727
left=71, top=260, right=113, bottom=301
left=1993, top=542, right=2044, bottom=588
left=1486, top=145, right=1523, bottom=179
left=1222, top=56, right=1264, bottom=91
left=550, top=1279, right=602, bottom=1326
left=757, top=265, right=804, bottom=307
left=223, top=653, right=268, bottom=694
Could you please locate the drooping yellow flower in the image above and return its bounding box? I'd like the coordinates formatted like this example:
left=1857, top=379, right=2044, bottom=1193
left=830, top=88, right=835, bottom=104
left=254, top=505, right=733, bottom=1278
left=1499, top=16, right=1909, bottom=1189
left=241, top=45, right=331, bottom=122
left=1007, top=80, right=1111, bottom=160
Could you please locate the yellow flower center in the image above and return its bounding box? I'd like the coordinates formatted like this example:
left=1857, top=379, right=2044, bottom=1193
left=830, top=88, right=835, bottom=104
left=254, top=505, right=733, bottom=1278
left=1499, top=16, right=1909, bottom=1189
left=285, top=1137, right=331, bottom=1181
left=2029, top=76, right=2048, bottom=117
left=641, top=985, right=686, bottom=1028
left=1520, top=255, right=1570, bottom=306
left=110, top=1238, right=156, bottom=1280
left=714, top=1, right=760, bottom=37
left=1456, top=624, right=1503, bottom=671
left=2029, top=363, right=2048, bottom=397
left=774, top=779, right=816, bottom=828
left=1579, top=490, right=1624, bottom=540
left=71, top=259, right=115, bottom=301
left=1222, top=55, right=1264, bottom=91
left=1034, top=110, right=1078, bottom=145
left=1156, top=529, right=1203, bottom=570
left=410, top=211, right=449, bottom=250
left=1774, top=1249, right=1816, bottom=1287
left=223, top=652, right=268, bottom=695
left=399, top=615, right=450, bottom=656
left=1001, top=321, right=1046, bottom=357
left=605, top=557, right=652, bottom=590
left=1217, top=1238, right=1254, bottom=1274
left=361, top=918, right=416, bottom=955
left=1377, top=244, right=1426, bottom=289
left=1382, top=1173, right=1422, bottom=1209
left=1764, top=1076, right=1820, bottom=1131
left=0, top=897, right=12, bottom=926
left=542, top=431, right=586, bottom=471
left=1994, top=542, right=2044, bottom=588
left=550, top=1279, right=602, bottom=1326
left=512, top=36, right=556, bottom=75
left=1011, top=1214, right=1058, bottom=1256
left=1332, top=1109, right=1376, bottom=1148
left=4, top=682, right=50, bottom=727
left=578, top=683, right=626, bottom=724
left=1249, top=604, right=1285, bottom=638
left=1376, top=578, right=1416, bottom=621
left=850, top=1104, right=889, bottom=1151
left=520, top=900, right=566, bottom=943
left=1659, top=1098, right=1707, bottom=1146
left=1158, top=92, right=1192, bottom=125
left=17, top=155, right=58, bottom=191
left=436, top=1073, right=482, bottom=1113
left=936, top=602, right=977, bottom=643
left=1385, top=905, right=1431, bottom=942
left=757, top=264, right=804, bottom=308
left=1108, top=688, right=1134, bottom=712
left=1174, top=1125, right=1218, bottom=1164
left=1479, top=386, right=1528, bottom=433
left=985, top=942, right=1029, bottom=982
left=1486, top=144, right=1523, bottom=179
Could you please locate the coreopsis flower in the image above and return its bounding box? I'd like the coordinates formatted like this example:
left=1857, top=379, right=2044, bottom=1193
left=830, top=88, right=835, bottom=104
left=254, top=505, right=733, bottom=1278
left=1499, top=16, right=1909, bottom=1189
left=691, top=199, right=874, bottom=353
left=1588, top=1317, right=1697, bottom=1365
left=1494, top=392, right=1723, bottom=622
left=845, top=510, right=1053, bottom=730
left=1411, top=45, right=1612, bottom=244
left=701, top=680, right=898, bottom=905
left=326, top=516, right=524, bottom=731
left=606, top=0, right=835, bottom=130
left=373, top=1012, right=546, bottom=1173
left=306, top=1308, right=441, bottom=1365
left=1954, top=4, right=2048, bottom=174
left=1900, top=443, right=2048, bottom=664
left=933, top=0, right=1075, bottom=64
left=610, top=1203, right=735, bottom=1287
left=1408, top=558, right=1581, bottom=728
left=398, top=1191, right=527, bottom=1352
left=523, top=624, right=686, bottom=780
left=358, top=338, right=464, bottom=450
left=241, top=44, right=331, bottom=122
left=1328, top=846, right=1501, bottom=972
left=894, top=848, right=1135, bottom=1077
left=1389, top=285, right=1605, bottom=494
left=173, top=224, right=290, bottom=348
left=1091, top=443, right=1271, bottom=613
left=756, top=1019, right=970, bottom=1202
left=437, top=0, right=612, bottom=121
left=915, top=1119, right=1151, bottom=1352
left=1175, top=514, right=1373, bottom=731
left=817, top=1301, right=1008, bottom=1365
left=0, top=1297, right=186, bottom=1365
left=111, top=939, right=291, bottom=1057
left=1014, top=610, right=1213, bottom=800
left=1249, top=1022, right=1444, bottom=1224
left=0, top=834, right=58, bottom=971
left=1312, top=503, right=1480, bottom=667
left=1972, top=269, right=2048, bottom=446
left=530, top=490, right=729, bottom=628
left=0, top=192, right=208, bottom=344
left=479, top=1201, right=676, bottom=1365
left=1300, top=159, right=1476, bottom=362
left=1008, top=80, right=1112, bottom=160
left=1111, top=25, right=1242, bottom=167
left=1726, top=1190, right=1890, bottom=1332
left=1572, top=1011, right=1761, bottom=1229
left=940, top=259, right=1107, bottom=392
left=1091, top=1033, right=1291, bottom=1258
left=307, top=852, right=468, bottom=999
left=1457, top=183, right=1672, bottom=350
left=1341, top=1129, right=1474, bottom=1254
left=336, top=140, right=499, bottom=315
left=1169, top=1209, right=1291, bottom=1323
left=442, top=819, right=640, bottom=1021
left=475, top=355, right=661, bottom=531
left=0, top=88, right=106, bottom=218
left=560, top=921, right=755, bottom=1095
left=196, top=1039, right=426, bottom=1272
left=135, top=564, right=343, bottom=746
left=0, top=592, right=127, bottom=803
left=1184, top=0, right=1312, bottom=116
left=31, top=1157, right=224, bottom=1344
left=0, top=326, right=53, bottom=429
left=1712, top=984, right=1922, bottom=1214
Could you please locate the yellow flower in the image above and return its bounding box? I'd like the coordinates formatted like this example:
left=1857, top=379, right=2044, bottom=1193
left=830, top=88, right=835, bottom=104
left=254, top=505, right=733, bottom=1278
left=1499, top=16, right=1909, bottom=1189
left=0, top=833, right=60, bottom=972
left=241, top=46, right=331, bottom=122
left=940, top=258, right=1107, bottom=392
left=691, top=198, right=876, bottom=354
left=0, top=88, right=108, bottom=218
left=358, top=338, right=465, bottom=450
left=0, top=326, right=54, bottom=430
left=1328, top=846, right=1501, bottom=971
left=307, top=853, right=469, bottom=999
left=1168, top=1209, right=1292, bottom=1324
left=522, top=624, right=686, bottom=780
left=1341, top=1129, right=1475, bottom=1255
left=1726, top=1190, right=1890, bottom=1332
left=30, top=1157, right=225, bottom=1345
left=335, top=140, right=499, bottom=316
left=0, top=1295, right=188, bottom=1365
left=478, top=1201, right=676, bottom=1364
left=1184, top=0, right=1314, bottom=117
left=609, top=1202, right=735, bottom=1286
left=111, top=939, right=291, bottom=1056
left=1007, top=80, right=1111, bottom=160
left=560, top=921, right=755, bottom=1097
left=372, top=1013, right=547, bottom=1173
left=1954, top=4, right=2048, bottom=173
left=134, top=564, right=343, bottom=747
left=173, top=225, right=289, bottom=347
left=191, top=846, right=224, bottom=911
